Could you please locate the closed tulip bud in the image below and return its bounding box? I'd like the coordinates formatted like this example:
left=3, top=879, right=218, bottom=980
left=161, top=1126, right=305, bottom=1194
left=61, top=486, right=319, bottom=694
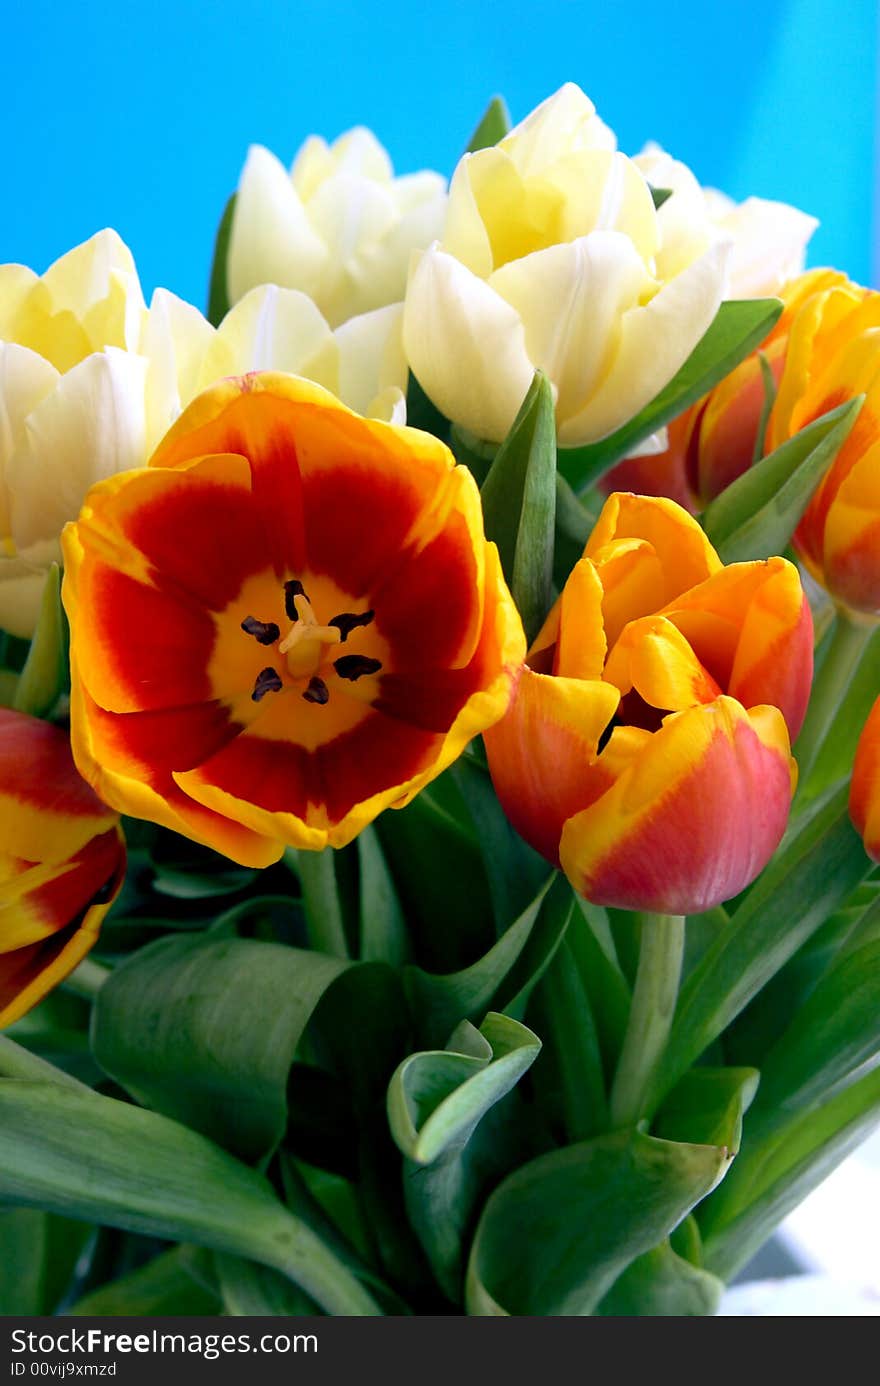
left=404, top=84, right=730, bottom=447
left=850, top=698, right=880, bottom=863
left=0, top=709, right=125, bottom=1026
left=485, top=493, right=812, bottom=913
left=227, top=129, right=447, bottom=328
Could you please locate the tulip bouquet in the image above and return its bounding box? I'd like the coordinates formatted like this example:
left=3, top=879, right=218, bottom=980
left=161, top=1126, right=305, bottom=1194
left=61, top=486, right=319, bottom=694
left=1, top=84, right=879, bottom=1320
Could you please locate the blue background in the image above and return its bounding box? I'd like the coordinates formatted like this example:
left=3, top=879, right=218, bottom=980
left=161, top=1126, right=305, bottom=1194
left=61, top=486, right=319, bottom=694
left=3, top=0, right=877, bottom=306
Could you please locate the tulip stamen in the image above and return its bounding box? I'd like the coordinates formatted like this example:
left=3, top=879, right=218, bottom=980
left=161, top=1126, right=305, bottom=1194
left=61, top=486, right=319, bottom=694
left=241, top=615, right=281, bottom=646
left=252, top=667, right=284, bottom=702
left=303, top=676, right=330, bottom=705
left=330, top=610, right=375, bottom=641
left=284, top=579, right=308, bottom=620
left=334, top=655, right=383, bottom=681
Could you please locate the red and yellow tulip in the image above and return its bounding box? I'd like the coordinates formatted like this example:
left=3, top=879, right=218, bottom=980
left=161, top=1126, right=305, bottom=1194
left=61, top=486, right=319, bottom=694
left=851, top=697, right=880, bottom=863
left=485, top=493, right=813, bottom=913
left=62, top=373, right=525, bottom=868
left=0, top=709, right=125, bottom=1027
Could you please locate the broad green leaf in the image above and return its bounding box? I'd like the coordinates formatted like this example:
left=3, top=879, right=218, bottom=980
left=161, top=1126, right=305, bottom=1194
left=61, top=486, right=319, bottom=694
left=206, top=192, right=236, bottom=326
left=216, top=1255, right=316, bottom=1316
left=651, top=785, right=870, bottom=1111
left=529, top=937, right=606, bottom=1141
left=405, top=371, right=450, bottom=443
left=358, top=824, right=409, bottom=966
left=701, top=1064, right=880, bottom=1280
left=558, top=299, right=783, bottom=491
left=466, top=1127, right=728, bottom=1315
left=0, top=1032, right=86, bottom=1088
left=654, top=1067, right=760, bottom=1156
left=12, top=564, right=67, bottom=717
left=68, top=1247, right=221, bottom=1316
left=0, top=1208, right=91, bottom=1314
left=595, top=1241, right=723, bottom=1316
left=450, top=756, right=549, bottom=931
left=0, top=1079, right=381, bottom=1314
left=403, top=874, right=571, bottom=1048
left=480, top=371, right=557, bottom=641
left=796, top=616, right=880, bottom=800
left=389, top=1014, right=540, bottom=1302
left=92, top=935, right=350, bottom=1163
left=649, top=186, right=674, bottom=211
left=307, top=961, right=410, bottom=1114
left=750, top=351, right=777, bottom=466
left=553, top=474, right=600, bottom=589
left=465, top=95, right=512, bottom=153
left=702, top=396, right=863, bottom=562
left=566, top=899, right=631, bottom=1070
left=753, top=940, right=880, bottom=1117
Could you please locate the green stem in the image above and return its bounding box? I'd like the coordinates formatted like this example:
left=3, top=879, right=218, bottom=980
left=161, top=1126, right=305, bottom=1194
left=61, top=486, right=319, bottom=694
left=608, top=914, right=685, bottom=1129
left=795, top=612, right=878, bottom=795
left=63, top=958, right=112, bottom=1000
left=285, top=847, right=349, bottom=959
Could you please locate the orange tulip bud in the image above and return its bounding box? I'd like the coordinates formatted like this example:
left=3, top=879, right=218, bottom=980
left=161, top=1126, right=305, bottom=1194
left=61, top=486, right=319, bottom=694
left=62, top=373, right=525, bottom=866
left=485, top=494, right=812, bottom=913
left=851, top=697, right=880, bottom=863
left=0, top=709, right=125, bottom=1027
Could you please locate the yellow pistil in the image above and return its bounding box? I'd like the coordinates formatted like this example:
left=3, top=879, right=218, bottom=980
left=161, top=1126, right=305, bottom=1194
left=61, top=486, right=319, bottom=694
left=278, top=593, right=342, bottom=679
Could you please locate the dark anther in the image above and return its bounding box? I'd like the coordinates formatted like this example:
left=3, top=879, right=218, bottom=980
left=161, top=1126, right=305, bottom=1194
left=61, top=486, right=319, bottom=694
left=252, top=667, right=283, bottom=702
left=284, top=579, right=307, bottom=620
left=329, top=609, right=375, bottom=642
left=241, top=615, right=281, bottom=646
left=334, top=655, right=383, bottom=681
left=303, top=676, right=330, bottom=705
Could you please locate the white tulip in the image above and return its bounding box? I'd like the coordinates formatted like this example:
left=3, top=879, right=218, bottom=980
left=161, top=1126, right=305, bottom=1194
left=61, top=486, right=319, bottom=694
left=404, top=84, right=730, bottom=447
left=227, top=127, right=447, bottom=327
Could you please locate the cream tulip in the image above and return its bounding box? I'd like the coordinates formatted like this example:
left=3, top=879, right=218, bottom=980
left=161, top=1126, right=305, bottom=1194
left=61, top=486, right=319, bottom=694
left=227, top=127, right=447, bottom=327
left=634, top=145, right=817, bottom=298
left=0, top=234, right=408, bottom=638
left=403, top=84, right=731, bottom=447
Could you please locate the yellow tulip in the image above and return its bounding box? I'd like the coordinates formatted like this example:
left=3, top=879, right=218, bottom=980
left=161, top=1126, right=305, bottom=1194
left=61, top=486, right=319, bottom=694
left=403, top=84, right=730, bottom=447
left=227, top=128, right=447, bottom=328
left=0, top=234, right=408, bottom=637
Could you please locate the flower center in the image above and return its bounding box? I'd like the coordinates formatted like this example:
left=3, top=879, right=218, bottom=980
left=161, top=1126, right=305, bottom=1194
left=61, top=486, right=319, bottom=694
left=240, top=578, right=381, bottom=707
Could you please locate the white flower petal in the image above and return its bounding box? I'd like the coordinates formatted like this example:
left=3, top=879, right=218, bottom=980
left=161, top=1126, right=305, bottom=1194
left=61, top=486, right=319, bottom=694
left=403, top=245, right=535, bottom=443
left=559, top=240, right=730, bottom=445
left=141, top=289, right=216, bottom=447
left=501, top=83, right=616, bottom=176
left=8, top=349, right=148, bottom=550
left=717, top=197, right=819, bottom=298
left=0, top=540, right=61, bottom=639
left=367, top=385, right=407, bottom=424
left=489, top=232, right=652, bottom=425
left=0, top=344, right=60, bottom=536
left=205, top=285, right=338, bottom=393
left=0, top=265, right=39, bottom=339
left=443, top=154, right=497, bottom=277
left=227, top=145, right=328, bottom=302
left=334, top=303, right=407, bottom=416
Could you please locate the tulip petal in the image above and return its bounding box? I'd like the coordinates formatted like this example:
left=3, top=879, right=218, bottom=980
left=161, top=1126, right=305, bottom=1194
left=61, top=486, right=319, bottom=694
left=821, top=440, right=880, bottom=615
left=403, top=245, right=535, bottom=443
left=715, top=197, right=818, bottom=299
left=333, top=303, right=407, bottom=418
left=489, top=232, right=652, bottom=426
left=485, top=666, right=619, bottom=864
left=851, top=698, right=880, bottom=863
left=559, top=241, right=730, bottom=445
left=0, top=343, right=60, bottom=536
left=8, top=349, right=148, bottom=551
left=227, top=145, right=329, bottom=303
left=203, top=284, right=338, bottom=394
left=604, top=614, right=722, bottom=711
left=500, top=83, right=615, bottom=175
left=141, top=288, right=217, bottom=446
left=560, top=697, right=794, bottom=913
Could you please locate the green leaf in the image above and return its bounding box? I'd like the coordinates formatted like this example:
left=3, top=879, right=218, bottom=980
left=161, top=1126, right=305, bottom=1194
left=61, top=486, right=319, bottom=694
left=528, top=936, right=607, bottom=1141
left=0, top=1079, right=381, bottom=1314
left=654, top=1067, right=760, bottom=1155
left=464, top=95, right=511, bottom=153
left=750, top=351, right=777, bottom=466
left=649, top=186, right=673, bottom=211
left=595, top=1241, right=723, bottom=1316
left=0, top=1208, right=92, bottom=1314
left=450, top=755, right=548, bottom=931
left=389, top=1014, right=540, bottom=1301
left=480, top=372, right=557, bottom=641
left=68, top=1247, right=221, bottom=1316
left=358, top=825, right=409, bottom=966
left=701, top=1064, right=880, bottom=1280
left=206, top=192, right=236, bottom=327
left=405, top=371, right=450, bottom=442
left=702, top=396, right=863, bottom=562
left=388, top=1013, right=540, bottom=1165
left=466, top=1127, right=728, bottom=1315
left=403, top=873, right=566, bottom=1048
left=651, top=785, right=870, bottom=1111
left=12, top=564, right=67, bottom=717
left=91, top=935, right=350, bottom=1164
left=558, top=299, right=783, bottom=492
left=566, top=899, right=631, bottom=1070
left=553, top=475, right=600, bottom=589
left=215, top=1254, right=316, bottom=1316
left=753, top=940, right=880, bottom=1117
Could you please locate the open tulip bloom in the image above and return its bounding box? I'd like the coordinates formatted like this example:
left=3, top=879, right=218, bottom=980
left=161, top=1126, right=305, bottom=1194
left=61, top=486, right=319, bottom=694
left=0, top=82, right=879, bottom=1322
